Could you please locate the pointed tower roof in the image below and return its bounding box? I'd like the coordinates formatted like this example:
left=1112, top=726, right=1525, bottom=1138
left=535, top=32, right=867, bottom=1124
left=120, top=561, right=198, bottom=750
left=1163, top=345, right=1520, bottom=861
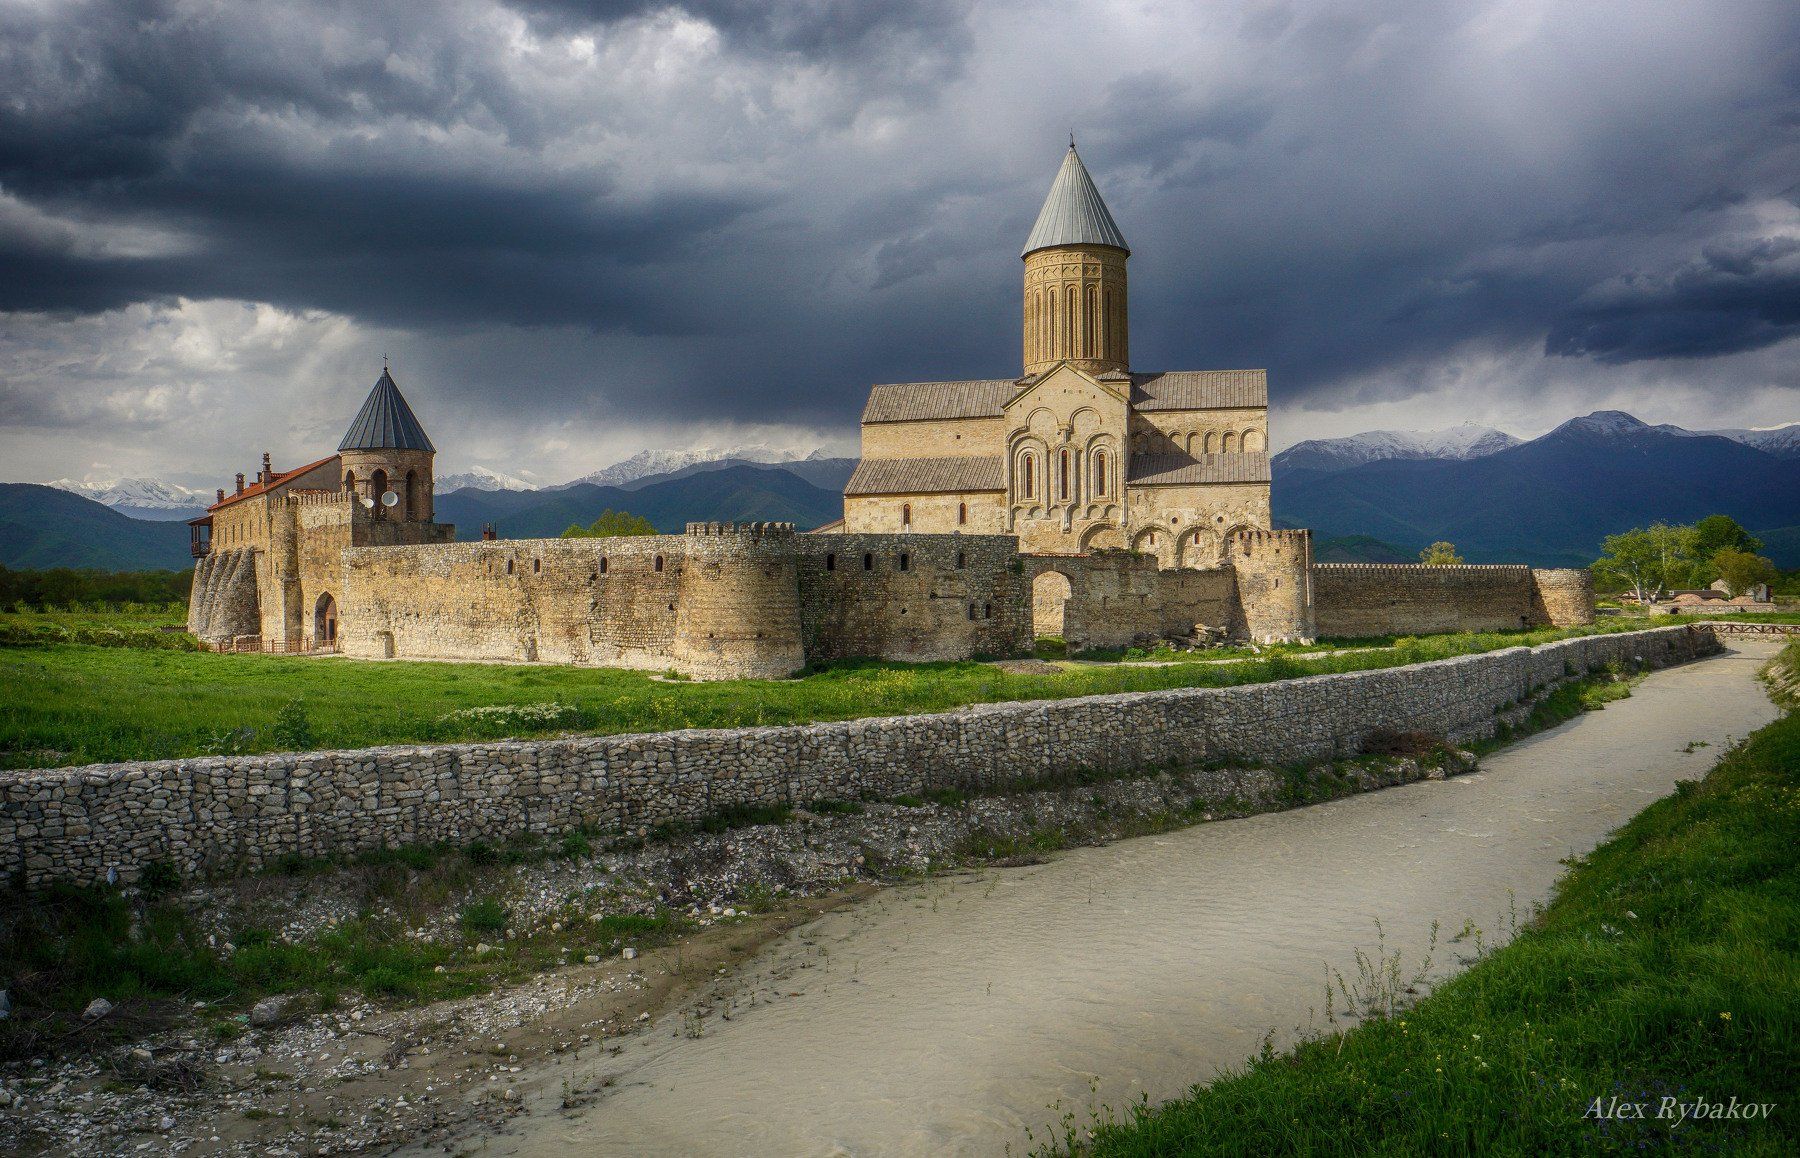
left=339, top=368, right=435, bottom=453
left=1022, top=141, right=1129, bottom=258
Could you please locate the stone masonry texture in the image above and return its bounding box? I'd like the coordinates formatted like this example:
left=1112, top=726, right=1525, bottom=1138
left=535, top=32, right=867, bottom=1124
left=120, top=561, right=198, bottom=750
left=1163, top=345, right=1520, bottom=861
left=0, top=625, right=1714, bottom=888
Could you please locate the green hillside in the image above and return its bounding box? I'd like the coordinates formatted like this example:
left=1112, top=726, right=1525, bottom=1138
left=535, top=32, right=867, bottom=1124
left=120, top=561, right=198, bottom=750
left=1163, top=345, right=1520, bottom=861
left=0, top=484, right=192, bottom=570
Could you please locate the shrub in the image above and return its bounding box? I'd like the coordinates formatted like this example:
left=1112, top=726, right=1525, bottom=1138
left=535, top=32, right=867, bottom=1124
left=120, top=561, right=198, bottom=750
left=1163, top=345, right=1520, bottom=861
left=270, top=698, right=314, bottom=750
left=459, top=899, right=508, bottom=934
left=1360, top=728, right=1444, bottom=758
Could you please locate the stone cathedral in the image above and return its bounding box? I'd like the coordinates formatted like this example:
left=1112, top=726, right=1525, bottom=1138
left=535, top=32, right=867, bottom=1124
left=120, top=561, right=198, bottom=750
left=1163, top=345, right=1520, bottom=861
left=844, top=142, right=1271, bottom=565
left=186, top=142, right=1594, bottom=676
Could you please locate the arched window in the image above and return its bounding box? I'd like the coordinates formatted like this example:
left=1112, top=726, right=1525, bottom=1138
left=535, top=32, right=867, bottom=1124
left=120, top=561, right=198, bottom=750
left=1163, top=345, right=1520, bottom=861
left=825, top=552, right=836, bottom=571
left=1019, top=451, right=1036, bottom=498
left=1244, top=429, right=1264, bottom=452
left=1223, top=431, right=1237, bottom=453
left=1064, top=284, right=1077, bottom=353
left=863, top=552, right=874, bottom=571
left=1093, top=450, right=1108, bottom=496
left=506, top=558, right=515, bottom=575
left=958, top=502, right=967, bottom=526
left=653, top=555, right=664, bottom=572
left=405, top=469, right=419, bottom=519
left=1059, top=450, right=1072, bottom=501
left=902, top=503, right=911, bottom=528
left=1205, top=431, right=1217, bottom=453
left=533, top=558, right=541, bottom=574
left=600, top=557, right=609, bottom=574
left=968, top=604, right=977, bottom=620
left=955, top=550, right=966, bottom=569
left=899, top=552, right=910, bottom=572
left=343, top=470, right=357, bottom=494
left=371, top=468, right=388, bottom=499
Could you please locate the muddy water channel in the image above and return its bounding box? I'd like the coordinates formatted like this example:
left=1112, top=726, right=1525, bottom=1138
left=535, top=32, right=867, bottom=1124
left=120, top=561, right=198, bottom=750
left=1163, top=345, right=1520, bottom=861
left=482, top=643, right=1781, bottom=1157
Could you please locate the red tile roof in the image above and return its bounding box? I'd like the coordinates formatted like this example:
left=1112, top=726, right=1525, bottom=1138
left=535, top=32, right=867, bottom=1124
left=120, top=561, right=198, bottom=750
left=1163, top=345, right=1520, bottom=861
left=207, top=454, right=340, bottom=512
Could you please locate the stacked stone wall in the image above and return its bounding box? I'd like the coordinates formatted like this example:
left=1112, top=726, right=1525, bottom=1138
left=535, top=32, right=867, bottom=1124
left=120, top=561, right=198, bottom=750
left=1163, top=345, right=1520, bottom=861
left=0, top=625, right=1717, bottom=887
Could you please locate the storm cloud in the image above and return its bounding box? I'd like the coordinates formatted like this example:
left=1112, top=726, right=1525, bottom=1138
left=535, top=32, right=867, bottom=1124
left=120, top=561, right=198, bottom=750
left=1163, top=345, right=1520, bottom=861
left=1, top=0, right=1796, bottom=484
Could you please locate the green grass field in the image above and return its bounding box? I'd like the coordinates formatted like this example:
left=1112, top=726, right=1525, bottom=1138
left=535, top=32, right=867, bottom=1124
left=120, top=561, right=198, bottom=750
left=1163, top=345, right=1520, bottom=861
left=1055, top=643, right=1800, bottom=1156
left=0, top=611, right=1654, bottom=770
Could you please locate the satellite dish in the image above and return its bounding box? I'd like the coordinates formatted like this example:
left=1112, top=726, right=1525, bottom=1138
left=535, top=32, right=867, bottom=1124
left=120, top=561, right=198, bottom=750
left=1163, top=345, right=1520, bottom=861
left=380, top=490, right=400, bottom=508
left=360, top=495, right=375, bottom=509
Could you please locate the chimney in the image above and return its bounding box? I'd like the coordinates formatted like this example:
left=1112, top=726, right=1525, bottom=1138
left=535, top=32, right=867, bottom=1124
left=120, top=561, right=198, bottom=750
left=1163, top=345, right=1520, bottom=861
left=235, top=473, right=245, bottom=495
left=216, top=488, right=226, bottom=504
left=261, top=452, right=272, bottom=482
left=482, top=523, right=498, bottom=541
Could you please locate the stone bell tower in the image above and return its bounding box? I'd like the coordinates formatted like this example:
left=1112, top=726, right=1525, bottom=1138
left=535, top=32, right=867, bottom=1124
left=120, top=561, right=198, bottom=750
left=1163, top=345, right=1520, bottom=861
left=1022, top=140, right=1130, bottom=377
left=337, top=367, right=437, bottom=523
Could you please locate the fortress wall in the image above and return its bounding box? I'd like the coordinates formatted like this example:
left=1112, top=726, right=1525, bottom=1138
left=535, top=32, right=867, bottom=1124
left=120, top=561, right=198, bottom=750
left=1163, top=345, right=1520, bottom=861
left=1314, top=563, right=1546, bottom=637
left=339, top=536, right=690, bottom=668
left=1023, top=553, right=1238, bottom=648
left=0, top=624, right=1716, bottom=888
left=793, top=533, right=1032, bottom=662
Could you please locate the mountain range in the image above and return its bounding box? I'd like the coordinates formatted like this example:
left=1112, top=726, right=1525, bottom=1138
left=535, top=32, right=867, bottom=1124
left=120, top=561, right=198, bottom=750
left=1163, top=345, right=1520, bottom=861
left=435, top=462, right=846, bottom=539
left=1273, top=411, right=1800, bottom=567
left=9, top=412, right=1797, bottom=573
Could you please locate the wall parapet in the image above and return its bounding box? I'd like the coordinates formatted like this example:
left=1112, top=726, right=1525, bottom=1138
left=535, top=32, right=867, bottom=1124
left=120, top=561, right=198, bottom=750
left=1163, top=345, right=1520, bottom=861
left=1314, top=562, right=1533, bottom=573
left=0, top=625, right=1716, bottom=888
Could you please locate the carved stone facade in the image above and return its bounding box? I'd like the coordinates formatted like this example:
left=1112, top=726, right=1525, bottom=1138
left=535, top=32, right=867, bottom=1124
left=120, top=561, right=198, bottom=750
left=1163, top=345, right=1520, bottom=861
left=845, top=144, right=1273, bottom=564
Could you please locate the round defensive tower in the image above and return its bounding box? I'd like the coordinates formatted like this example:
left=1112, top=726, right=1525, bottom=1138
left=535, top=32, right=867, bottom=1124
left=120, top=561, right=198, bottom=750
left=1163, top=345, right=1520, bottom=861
left=1229, top=528, right=1316, bottom=643
left=671, top=522, right=806, bottom=679
left=1530, top=568, right=1597, bottom=627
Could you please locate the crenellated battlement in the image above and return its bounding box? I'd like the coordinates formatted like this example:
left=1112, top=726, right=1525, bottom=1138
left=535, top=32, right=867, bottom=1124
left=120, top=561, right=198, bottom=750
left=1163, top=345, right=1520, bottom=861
left=1229, top=527, right=1311, bottom=553
left=685, top=521, right=797, bottom=540
left=286, top=489, right=353, bottom=508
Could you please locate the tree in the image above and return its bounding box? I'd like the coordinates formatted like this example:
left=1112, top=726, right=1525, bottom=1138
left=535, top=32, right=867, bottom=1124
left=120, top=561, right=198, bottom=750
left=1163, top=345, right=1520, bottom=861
left=1591, top=523, right=1701, bottom=602
left=559, top=509, right=658, bottom=538
left=1712, top=549, right=1777, bottom=598
left=1691, top=514, right=1761, bottom=561
left=1418, top=541, right=1464, bottom=565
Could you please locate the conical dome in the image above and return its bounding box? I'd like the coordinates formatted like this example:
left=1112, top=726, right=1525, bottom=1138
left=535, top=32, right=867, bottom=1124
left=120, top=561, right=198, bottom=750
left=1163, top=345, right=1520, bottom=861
left=339, top=369, right=435, bottom=453
left=1022, top=143, right=1129, bottom=257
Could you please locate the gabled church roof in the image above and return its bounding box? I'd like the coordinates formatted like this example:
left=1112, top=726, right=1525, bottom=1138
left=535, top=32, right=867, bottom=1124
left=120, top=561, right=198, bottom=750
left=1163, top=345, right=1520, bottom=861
left=1022, top=142, right=1129, bottom=257
left=339, top=368, right=435, bottom=453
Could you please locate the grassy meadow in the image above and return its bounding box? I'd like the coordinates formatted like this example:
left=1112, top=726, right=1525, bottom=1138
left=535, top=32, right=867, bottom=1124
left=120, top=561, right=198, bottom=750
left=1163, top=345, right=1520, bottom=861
left=0, top=608, right=1662, bottom=770
left=1053, top=643, right=1800, bottom=1156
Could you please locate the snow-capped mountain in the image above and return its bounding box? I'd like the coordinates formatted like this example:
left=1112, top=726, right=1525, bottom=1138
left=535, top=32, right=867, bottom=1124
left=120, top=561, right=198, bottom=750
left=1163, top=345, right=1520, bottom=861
left=558, top=445, right=817, bottom=489
left=436, top=466, right=537, bottom=493
left=1706, top=423, right=1800, bottom=459
left=1273, top=423, right=1522, bottom=472
left=48, top=475, right=208, bottom=511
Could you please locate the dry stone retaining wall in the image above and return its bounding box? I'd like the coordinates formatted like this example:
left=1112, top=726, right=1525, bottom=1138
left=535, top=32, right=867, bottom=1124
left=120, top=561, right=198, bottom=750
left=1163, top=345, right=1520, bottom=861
left=0, top=625, right=1717, bottom=888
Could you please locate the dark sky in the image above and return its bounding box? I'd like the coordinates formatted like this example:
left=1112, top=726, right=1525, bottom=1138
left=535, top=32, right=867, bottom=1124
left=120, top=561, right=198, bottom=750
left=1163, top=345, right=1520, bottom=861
left=2, top=0, right=1797, bottom=485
